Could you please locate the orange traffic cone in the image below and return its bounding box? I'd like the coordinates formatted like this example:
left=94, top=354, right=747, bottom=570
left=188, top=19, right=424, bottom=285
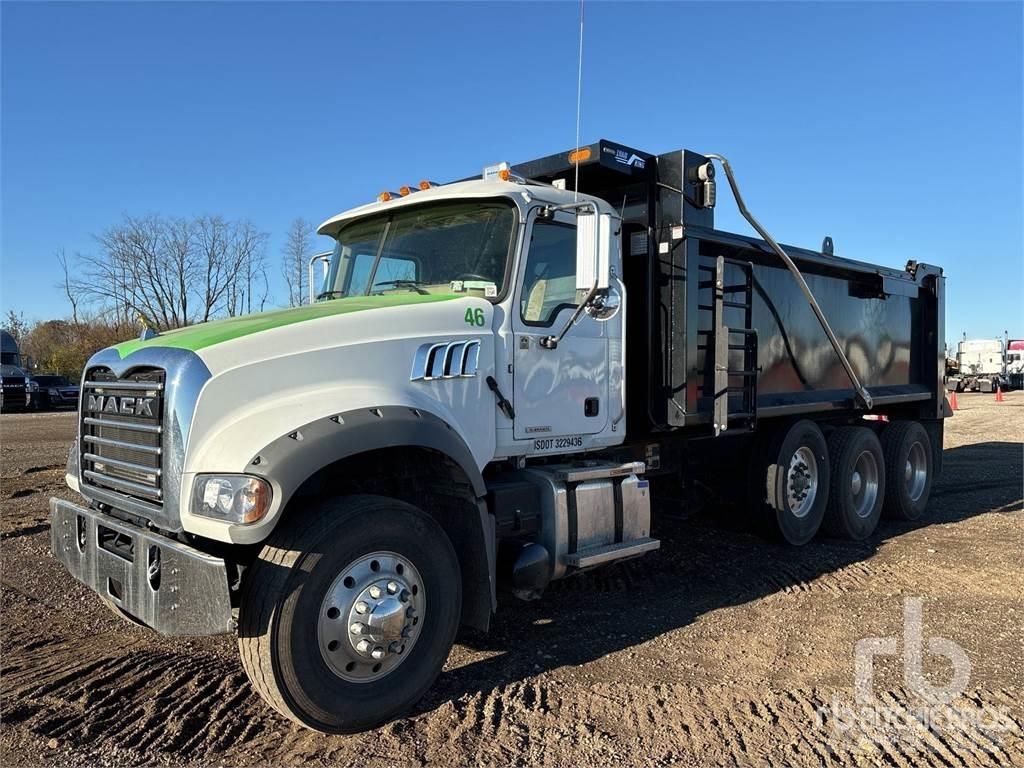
left=949, top=391, right=959, bottom=411
left=995, top=385, right=1005, bottom=402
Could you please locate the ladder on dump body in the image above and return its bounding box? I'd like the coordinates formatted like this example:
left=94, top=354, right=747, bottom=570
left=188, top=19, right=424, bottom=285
left=697, top=255, right=758, bottom=437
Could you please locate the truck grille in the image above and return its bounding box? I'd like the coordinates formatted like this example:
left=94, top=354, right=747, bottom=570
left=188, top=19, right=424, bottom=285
left=81, top=368, right=165, bottom=503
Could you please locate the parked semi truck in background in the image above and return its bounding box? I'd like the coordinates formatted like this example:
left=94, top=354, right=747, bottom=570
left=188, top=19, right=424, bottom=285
left=1, top=329, right=34, bottom=411
left=1005, top=339, right=1024, bottom=390
left=50, top=140, right=948, bottom=733
left=947, top=338, right=1009, bottom=393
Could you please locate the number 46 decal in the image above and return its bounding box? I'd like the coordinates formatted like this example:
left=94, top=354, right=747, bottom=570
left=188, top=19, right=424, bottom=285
left=464, top=307, right=486, bottom=327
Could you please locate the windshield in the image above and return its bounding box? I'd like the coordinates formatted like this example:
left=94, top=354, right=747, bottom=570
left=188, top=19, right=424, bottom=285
left=319, top=200, right=515, bottom=300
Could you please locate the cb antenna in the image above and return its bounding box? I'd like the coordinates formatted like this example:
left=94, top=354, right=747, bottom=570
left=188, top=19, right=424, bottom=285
left=573, top=0, right=585, bottom=201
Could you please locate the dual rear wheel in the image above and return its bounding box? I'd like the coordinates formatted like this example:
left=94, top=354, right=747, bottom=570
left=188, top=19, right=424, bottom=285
left=752, top=418, right=934, bottom=545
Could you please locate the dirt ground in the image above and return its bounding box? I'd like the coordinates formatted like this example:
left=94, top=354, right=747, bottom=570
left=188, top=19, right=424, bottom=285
left=1, top=394, right=1021, bottom=767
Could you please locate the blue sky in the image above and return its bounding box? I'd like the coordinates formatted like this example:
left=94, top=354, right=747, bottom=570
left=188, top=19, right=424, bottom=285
left=2, top=1, right=1021, bottom=342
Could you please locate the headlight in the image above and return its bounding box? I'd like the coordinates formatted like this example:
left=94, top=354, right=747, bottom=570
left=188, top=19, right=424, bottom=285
left=48, top=388, right=59, bottom=395
left=191, top=475, right=272, bottom=524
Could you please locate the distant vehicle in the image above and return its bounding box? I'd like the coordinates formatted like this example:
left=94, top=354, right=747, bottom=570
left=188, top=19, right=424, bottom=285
left=1, top=329, right=32, bottom=411
left=947, top=338, right=1009, bottom=393
left=1007, top=339, right=1024, bottom=390
left=31, top=375, right=80, bottom=410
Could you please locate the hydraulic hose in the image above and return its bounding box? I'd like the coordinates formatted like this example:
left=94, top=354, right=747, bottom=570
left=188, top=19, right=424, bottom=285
left=704, top=153, right=873, bottom=410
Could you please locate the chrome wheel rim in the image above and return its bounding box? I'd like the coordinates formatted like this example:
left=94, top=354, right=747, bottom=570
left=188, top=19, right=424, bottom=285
left=850, top=450, right=880, bottom=519
left=317, top=551, right=424, bottom=683
left=786, top=446, right=819, bottom=518
left=905, top=441, right=928, bottom=502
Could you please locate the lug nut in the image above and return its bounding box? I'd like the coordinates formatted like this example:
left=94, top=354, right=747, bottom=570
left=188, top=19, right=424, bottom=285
left=355, top=601, right=368, bottom=614
left=399, top=589, right=410, bottom=602
left=356, top=639, right=371, bottom=654
left=350, top=622, right=366, bottom=635
left=369, top=585, right=382, bottom=599
left=387, top=581, right=399, bottom=594
left=389, top=641, right=402, bottom=654
left=371, top=646, right=386, bottom=660
left=406, top=606, right=416, bottom=618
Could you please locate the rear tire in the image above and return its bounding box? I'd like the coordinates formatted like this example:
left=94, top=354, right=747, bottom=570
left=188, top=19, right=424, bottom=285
left=823, top=427, right=884, bottom=540
left=751, top=420, right=830, bottom=545
left=238, top=494, right=461, bottom=733
left=881, top=421, right=933, bottom=520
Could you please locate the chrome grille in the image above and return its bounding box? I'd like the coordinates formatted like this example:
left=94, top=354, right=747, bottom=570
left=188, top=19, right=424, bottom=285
left=81, top=368, right=164, bottom=503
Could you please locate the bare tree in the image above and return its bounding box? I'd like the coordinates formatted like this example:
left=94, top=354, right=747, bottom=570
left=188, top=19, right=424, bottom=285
left=56, top=249, right=80, bottom=324
left=228, top=220, right=270, bottom=316
left=281, top=218, right=313, bottom=307
left=62, top=213, right=275, bottom=331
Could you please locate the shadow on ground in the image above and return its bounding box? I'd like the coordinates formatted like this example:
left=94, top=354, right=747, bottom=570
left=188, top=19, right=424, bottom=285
left=416, top=440, right=1022, bottom=714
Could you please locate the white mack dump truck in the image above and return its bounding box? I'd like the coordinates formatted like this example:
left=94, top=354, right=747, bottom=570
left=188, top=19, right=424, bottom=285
left=51, top=140, right=948, bottom=733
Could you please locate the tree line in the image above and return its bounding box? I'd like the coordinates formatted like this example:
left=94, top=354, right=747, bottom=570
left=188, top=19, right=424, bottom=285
left=3, top=214, right=322, bottom=380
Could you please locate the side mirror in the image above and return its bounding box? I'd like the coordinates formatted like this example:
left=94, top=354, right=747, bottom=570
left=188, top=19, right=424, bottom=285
left=541, top=205, right=616, bottom=349
left=308, top=251, right=332, bottom=304
left=575, top=209, right=609, bottom=296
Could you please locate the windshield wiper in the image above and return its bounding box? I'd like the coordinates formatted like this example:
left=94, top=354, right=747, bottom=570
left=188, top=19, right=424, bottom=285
left=372, top=279, right=430, bottom=295
left=316, top=290, right=347, bottom=301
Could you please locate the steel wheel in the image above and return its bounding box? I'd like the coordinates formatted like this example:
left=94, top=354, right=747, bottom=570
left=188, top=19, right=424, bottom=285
left=905, top=440, right=929, bottom=503
left=786, top=446, right=819, bottom=519
left=850, top=449, right=881, bottom=519
left=318, top=551, right=425, bottom=683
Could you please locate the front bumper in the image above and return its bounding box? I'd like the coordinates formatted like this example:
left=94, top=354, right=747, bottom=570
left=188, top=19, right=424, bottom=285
left=49, top=497, right=233, bottom=636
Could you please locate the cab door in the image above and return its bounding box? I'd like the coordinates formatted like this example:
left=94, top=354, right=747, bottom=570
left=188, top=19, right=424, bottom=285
left=511, top=209, right=611, bottom=441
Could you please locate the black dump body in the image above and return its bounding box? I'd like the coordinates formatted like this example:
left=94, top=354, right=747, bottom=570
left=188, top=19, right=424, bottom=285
left=513, top=140, right=946, bottom=438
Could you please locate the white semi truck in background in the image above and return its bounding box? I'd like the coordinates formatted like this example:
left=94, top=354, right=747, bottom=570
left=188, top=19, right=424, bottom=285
left=947, top=338, right=1010, bottom=393
left=50, top=140, right=948, bottom=732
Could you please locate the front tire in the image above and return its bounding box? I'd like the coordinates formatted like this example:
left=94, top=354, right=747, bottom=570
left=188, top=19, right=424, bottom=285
left=238, top=494, right=461, bottom=733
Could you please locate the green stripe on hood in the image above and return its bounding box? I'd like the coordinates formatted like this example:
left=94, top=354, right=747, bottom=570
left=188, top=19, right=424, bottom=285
left=112, top=294, right=462, bottom=358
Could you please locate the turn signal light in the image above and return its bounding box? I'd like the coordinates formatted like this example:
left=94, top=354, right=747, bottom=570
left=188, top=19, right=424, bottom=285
left=569, top=147, right=592, bottom=164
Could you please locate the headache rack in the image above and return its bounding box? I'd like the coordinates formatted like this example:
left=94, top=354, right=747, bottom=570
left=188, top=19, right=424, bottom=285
left=81, top=368, right=165, bottom=503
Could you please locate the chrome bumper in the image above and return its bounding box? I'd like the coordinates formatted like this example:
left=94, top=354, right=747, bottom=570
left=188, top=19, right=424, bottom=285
left=49, top=497, right=233, bottom=636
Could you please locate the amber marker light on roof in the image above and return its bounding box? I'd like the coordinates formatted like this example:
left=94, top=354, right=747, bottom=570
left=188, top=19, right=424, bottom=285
left=377, top=191, right=396, bottom=202
left=419, top=180, right=437, bottom=190
left=498, top=168, right=512, bottom=181
left=569, top=147, right=592, bottom=164
left=399, top=186, right=414, bottom=196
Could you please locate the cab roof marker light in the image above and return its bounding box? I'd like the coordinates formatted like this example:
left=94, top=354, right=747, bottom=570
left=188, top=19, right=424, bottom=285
left=418, top=180, right=438, bottom=190
left=399, top=185, right=417, bottom=196
left=482, top=161, right=510, bottom=180
left=377, top=191, right=401, bottom=202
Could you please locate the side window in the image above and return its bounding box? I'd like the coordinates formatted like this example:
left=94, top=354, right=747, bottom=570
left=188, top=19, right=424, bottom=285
left=520, top=220, right=576, bottom=325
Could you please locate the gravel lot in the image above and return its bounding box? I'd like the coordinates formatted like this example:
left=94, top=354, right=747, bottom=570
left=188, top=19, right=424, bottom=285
left=2, top=394, right=1021, bottom=767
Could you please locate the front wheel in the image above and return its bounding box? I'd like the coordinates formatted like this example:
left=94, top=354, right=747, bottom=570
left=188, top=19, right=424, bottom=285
left=238, top=495, right=461, bottom=733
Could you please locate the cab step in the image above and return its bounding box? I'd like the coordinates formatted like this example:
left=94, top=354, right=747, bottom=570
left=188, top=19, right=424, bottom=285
left=565, top=537, right=660, bottom=569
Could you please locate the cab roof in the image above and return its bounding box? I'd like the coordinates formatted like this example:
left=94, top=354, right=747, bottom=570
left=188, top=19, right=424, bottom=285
left=316, top=178, right=608, bottom=238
